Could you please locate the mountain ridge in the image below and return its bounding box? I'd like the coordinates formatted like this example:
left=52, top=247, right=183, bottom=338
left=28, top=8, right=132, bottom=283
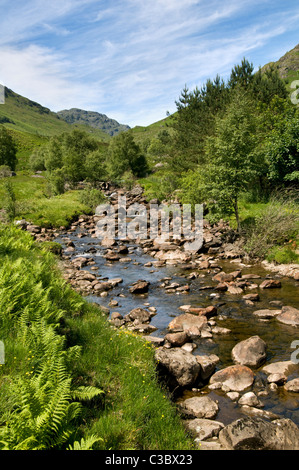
left=57, top=108, right=130, bottom=136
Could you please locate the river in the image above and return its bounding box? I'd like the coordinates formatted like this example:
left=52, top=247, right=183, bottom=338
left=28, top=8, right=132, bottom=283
left=54, top=222, right=299, bottom=427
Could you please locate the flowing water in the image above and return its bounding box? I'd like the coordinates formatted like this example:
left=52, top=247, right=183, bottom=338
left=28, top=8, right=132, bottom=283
left=55, top=228, right=299, bottom=426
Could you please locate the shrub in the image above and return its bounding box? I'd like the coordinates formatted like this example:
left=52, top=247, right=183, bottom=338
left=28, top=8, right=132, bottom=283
left=243, top=190, right=299, bottom=259
left=78, top=187, right=106, bottom=210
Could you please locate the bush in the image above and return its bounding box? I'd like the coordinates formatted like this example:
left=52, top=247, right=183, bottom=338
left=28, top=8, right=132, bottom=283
left=243, top=190, right=299, bottom=259
left=78, top=187, right=106, bottom=209
left=266, top=244, right=299, bottom=264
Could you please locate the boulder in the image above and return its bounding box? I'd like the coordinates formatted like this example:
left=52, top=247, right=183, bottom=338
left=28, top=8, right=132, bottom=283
left=155, top=347, right=200, bottom=388
left=276, top=306, right=299, bottom=327
left=164, top=331, right=189, bottom=347
left=262, top=361, right=299, bottom=377
left=168, top=313, right=207, bottom=335
left=231, top=335, right=267, bottom=368
left=125, top=308, right=152, bottom=324
left=129, top=280, right=150, bottom=294
left=179, top=396, right=219, bottom=419
left=238, top=391, right=263, bottom=407
left=209, top=365, right=255, bottom=392
left=187, top=306, right=217, bottom=318
left=218, top=417, right=299, bottom=450
left=259, top=279, right=281, bottom=289
left=93, top=281, right=113, bottom=293
left=184, top=418, right=224, bottom=441
left=253, top=309, right=281, bottom=319
left=284, top=378, right=299, bottom=393
left=196, top=354, right=220, bottom=381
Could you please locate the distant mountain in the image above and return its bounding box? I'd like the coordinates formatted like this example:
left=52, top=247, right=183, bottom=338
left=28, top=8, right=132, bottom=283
left=261, top=43, right=299, bottom=89
left=0, top=87, right=109, bottom=140
left=57, top=108, right=130, bottom=136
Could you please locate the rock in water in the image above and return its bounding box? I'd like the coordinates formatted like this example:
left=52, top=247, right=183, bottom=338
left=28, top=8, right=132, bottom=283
left=209, top=365, right=255, bottom=392
left=276, top=306, right=299, bottom=327
left=231, top=335, right=267, bottom=368
left=155, top=347, right=200, bottom=388
left=218, top=417, right=299, bottom=450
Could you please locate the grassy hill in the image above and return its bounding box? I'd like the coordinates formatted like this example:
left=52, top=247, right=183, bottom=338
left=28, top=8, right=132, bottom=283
left=0, top=87, right=110, bottom=169
left=130, top=113, right=176, bottom=148
left=261, top=43, right=299, bottom=92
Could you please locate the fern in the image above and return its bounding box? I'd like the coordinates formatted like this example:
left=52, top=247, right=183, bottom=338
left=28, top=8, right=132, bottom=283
left=67, top=435, right=103, bottom=450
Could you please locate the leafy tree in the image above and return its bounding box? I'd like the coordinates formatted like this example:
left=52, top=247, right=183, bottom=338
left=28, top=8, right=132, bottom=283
left=263, top=111, right=299, bottom=184
left=0, top=126, right=17, bottom=171
left=106, top=132, right=147, bottom=181
left=84, top=148, right=108, bottom=185
left=200, top=92, right=260, bottom=232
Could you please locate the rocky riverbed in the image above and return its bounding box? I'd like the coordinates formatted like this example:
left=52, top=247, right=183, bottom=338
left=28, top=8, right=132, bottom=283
left=18, top=185, right=299, bottom=450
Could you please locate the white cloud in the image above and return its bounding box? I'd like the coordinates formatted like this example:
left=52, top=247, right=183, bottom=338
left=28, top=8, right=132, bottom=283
left=0, top=0, right=298, bottom=126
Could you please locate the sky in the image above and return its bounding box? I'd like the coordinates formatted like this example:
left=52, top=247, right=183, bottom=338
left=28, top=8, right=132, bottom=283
left=0, top=0, right=298, bottom=127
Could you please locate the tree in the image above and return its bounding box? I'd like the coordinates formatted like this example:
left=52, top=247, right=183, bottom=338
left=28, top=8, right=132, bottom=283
left=228, top=58, right=254, bottom=89
left=0, top=126, right=17, bottom=171
left=106, top=132, right=147, bottom=181
left=170, top=77, right=229, bottom=174
left=201, top=92, right=259, bottom=232
left=263, top=111, right=299, bottom=184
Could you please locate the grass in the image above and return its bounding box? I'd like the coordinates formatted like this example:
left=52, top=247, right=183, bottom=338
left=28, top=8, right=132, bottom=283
left=239, top=191, right=299, bottom=261
left=0, top=173, right=93, bottom=228
left=0, top=224, right=194, bottom=450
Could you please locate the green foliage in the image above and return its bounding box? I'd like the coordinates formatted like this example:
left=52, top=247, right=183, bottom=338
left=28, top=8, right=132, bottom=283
left=266, top=244, right=299, bottom=264
left=2, top=180, right=17, bottom=221
left=30, top=129, right=104, bottom=186
left=198, top=91, right=260, bottom=230
left=263, top=110, right=299, bottom=184
left=0, top=125, right=17, bottom=171
left=0, top=225, right=194, bottom=450
left=243, top=190, right=299, bottom=259
left=46, top=168, right=66, bottom=196
left=78, top=187, right=106, bottom=209
left=106, top=132, right=148, bottom=182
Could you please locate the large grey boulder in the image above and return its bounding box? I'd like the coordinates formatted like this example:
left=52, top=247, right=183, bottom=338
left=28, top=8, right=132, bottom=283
left=231, top=335, right=267, bottom=368
left=196, top=354, right=220, bottom=381
left=284, top=378, right=299, bottom=392
left=262, top=360, right=299, bottom=377
left=218, top=417, right=299, bottom=450
left=184, top=418, right=224, bottom=440
left=155, top=347, right=200, bottom=388
left=167, top=313, right=207, bottom=336
left=179, top=396, right=219, bottom=419
left=209, top=365, right=255, bottom=392
left=276, top=306, right=299, bottom=327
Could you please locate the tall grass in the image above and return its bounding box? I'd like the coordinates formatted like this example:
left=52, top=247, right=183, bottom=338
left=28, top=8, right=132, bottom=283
left=0, top=225, right=194, bottom=450
left=242, top=189, right=299, bottom=261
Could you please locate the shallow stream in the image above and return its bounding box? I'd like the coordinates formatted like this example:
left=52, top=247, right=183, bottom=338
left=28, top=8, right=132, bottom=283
left=55, top=228, right=299, bottom=426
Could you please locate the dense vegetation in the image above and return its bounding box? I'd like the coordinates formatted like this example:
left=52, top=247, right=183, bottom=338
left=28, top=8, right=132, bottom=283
left=0, top=225, right=194, bottom=450
left=0, top=47, right=298, bottom=451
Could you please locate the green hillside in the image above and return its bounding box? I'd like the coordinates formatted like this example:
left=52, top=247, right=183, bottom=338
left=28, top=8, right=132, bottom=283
left=0, top=87, right=110, bottom=169
left=261, top=43, right=299, bottom=92
left=0, top=87, right=109, bottom=140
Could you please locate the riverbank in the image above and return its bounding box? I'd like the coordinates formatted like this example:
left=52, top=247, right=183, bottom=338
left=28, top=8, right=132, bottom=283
left=15, top=185, right=299, bottom=450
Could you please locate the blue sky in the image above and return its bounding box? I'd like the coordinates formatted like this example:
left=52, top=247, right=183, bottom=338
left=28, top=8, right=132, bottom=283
left=0, top=0, right=298, bottom=127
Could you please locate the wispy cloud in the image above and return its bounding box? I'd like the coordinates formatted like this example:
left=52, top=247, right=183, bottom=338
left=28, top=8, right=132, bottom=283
left=0, top=0, right=298, bottom=126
